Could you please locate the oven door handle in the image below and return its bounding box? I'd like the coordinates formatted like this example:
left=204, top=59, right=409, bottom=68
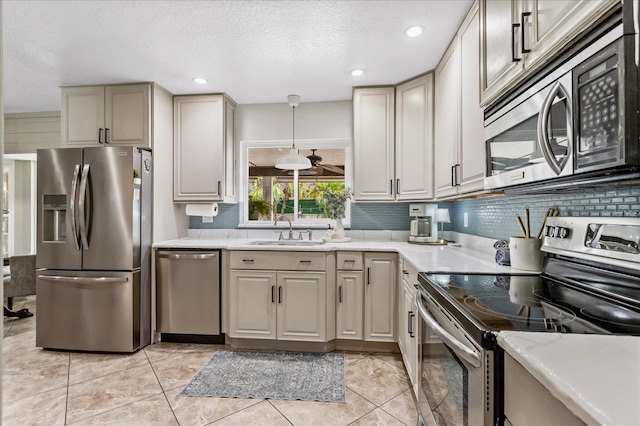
left=416, top=296, right=482, bottom=368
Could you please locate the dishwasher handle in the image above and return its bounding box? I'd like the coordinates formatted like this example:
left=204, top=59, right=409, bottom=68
left=157, top=252, right=218, bottom=260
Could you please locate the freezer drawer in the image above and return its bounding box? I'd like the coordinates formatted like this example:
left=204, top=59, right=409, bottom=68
left=156, top=250, right=221, bottom=335
left=36, top=270, right=147, bottom=352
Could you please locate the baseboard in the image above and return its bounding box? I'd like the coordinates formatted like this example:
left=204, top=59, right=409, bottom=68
left=160, top=333, right=225, bottom=344
left=226, top=337, right=399, bottom=353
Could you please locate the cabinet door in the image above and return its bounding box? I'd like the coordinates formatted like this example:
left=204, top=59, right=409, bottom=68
left=174, top=95, right=225, bottom=201
left=523, top=0, right=617, bottom=71
left=353, top=87, right=395, bottom=201
left=277, top=272, right=326, bottom=342
left=228, top=270, right=277, bottom=339
left=395, top=74, right=434, bottom=200
left=479, top=0, right=524, bottom=107
left=364, top=253, right=396, bottom=342
left=409, top=283, right=419, bottom=397
left=336, top=271, right=363, bottom=340
left=223, top=98, right=237, bottom=202
left=458, top=4, right=486, bottom=194
left=402, top=281, right=416, bottom=389
left=434, top=45, right=460, bottom=199
left=61, top=86, right=105, bottom=147
left=104, top=84, right=150, bottom=147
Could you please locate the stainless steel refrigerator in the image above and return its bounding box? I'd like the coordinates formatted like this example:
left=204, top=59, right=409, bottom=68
left=36, top=146, right=152, bottom=352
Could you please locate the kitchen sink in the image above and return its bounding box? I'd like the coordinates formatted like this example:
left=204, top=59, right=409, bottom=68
left=246, top=240, right=325, bottom=246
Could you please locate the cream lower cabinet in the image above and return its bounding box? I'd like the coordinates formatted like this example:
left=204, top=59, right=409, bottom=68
left=228, top=251, right=327, bottom=342
left=364, top=252, right=397, bottom=342
left=504, top=353, right=583, bottom=425
left=228, top=270, right=277, bottom=339
left=398, top=258, right=419, bottom=397
left=336, top=252, right=364, bottom=340
left=61, top=84, right=151, bottom=148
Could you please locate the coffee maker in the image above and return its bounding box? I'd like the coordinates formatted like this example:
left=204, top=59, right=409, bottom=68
left=409, top=203, right=438, bottom=243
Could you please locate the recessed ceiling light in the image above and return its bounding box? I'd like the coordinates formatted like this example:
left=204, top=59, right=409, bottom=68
left=405, top=25, right=424, bottom=37
left=193, top=77, right=207, bottom=85
left=350, top=69, right=365, bottom=77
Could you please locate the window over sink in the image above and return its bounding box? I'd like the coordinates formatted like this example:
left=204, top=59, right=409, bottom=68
left=240, top=139, right=352, bottom=227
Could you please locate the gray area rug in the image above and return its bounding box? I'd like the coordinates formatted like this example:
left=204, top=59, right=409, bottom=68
left=180, top=350, right=346, bottom=403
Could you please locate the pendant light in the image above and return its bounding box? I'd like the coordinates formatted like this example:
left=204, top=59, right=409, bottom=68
left=275, top=94, right=312, bottom=170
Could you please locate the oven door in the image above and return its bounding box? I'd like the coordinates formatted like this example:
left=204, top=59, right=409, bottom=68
left=417, top=291, right=493, bottom=426
left=484, top=72, right=573, bottom=190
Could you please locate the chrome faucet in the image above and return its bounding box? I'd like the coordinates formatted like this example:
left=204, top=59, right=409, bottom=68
left=274, top=215, right=294, bottom=240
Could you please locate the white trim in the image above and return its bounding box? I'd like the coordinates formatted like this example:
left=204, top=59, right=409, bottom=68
left=239, top=138, right=353, bottom=227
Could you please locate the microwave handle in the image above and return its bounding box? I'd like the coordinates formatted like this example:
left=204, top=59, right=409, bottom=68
left=416, top=292, right=482, bottom=368
left=537, top=80, right=573, bottom=175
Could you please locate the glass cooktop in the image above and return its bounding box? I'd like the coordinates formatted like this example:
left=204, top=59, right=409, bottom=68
left=418, top=268, right=640, bottom=343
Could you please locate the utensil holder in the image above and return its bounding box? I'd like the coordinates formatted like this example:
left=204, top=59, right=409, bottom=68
left=509, top=237, right=544, bottom=271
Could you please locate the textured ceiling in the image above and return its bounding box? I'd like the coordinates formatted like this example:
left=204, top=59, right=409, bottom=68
left=3, top=0, right=472, bottom=113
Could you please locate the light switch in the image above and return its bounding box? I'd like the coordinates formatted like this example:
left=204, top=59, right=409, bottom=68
left=464, top=212, right=469, bottom=227
left=202, top=216, right=214, bottom=223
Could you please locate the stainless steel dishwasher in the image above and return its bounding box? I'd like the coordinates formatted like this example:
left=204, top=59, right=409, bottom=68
left=156, top=250, right=223, bottom=343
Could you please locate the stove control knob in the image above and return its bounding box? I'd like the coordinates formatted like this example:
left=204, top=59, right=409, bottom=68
left=559, top=227, right=570, bottom=238
left=545, top=226, right=555, bottom=237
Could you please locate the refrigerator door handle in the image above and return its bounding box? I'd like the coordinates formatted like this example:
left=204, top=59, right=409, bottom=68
left=38, top=275, right=129, bottom=285
left=78, top=164, right=90, bottom=250
left=69, top=164, right=81, bottom=251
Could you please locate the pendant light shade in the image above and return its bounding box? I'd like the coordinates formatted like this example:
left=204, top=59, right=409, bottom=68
left=275, top=94, right=311, bottom=170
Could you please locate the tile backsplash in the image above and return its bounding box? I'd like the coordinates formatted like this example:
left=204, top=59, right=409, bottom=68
left=448, top=184, right=640, bottom=241
left=189, top=184, right=640, bottom=241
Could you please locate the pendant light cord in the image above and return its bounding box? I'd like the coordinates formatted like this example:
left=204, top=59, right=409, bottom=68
left=292, top=105, right=296, bottom=150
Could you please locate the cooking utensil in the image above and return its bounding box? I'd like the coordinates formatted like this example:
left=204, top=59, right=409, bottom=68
left=536, top=208, right=553, bottom=239
left=525, top=206, right=530, bottom=238
left=515, top=214, right=527, bottom=237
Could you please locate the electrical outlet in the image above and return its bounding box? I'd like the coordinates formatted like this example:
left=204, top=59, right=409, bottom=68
left=202, top=216, right=213, bottom=223
left=463, top=212, right=469, bottom=227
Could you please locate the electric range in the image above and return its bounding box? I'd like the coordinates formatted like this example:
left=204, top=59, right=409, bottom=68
left=416, top=216, right=640, bottom=426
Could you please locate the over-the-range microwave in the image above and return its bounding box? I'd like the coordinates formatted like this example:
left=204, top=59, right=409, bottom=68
left=484, top=17, right=639, bottom=191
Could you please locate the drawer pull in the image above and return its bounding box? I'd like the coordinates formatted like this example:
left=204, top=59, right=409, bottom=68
left=403, top=269, right=409, bottom=275
left=339, top=285, right=343, bottom=303
left=242, top=259, right=255, bottom=263
left=300, top=260, right=311, bottom=264
left=367, top=267, right=370, bottom=285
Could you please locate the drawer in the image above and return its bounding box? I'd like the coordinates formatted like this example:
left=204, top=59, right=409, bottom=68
left=401, top=258, right=419, bottom=286
left=337, top=252, right=363, bottom=270
left=230, top=251, right=326, bottom=271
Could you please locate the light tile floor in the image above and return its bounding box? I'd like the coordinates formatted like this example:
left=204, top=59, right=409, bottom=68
left=2, top=296, right=419, bottom=425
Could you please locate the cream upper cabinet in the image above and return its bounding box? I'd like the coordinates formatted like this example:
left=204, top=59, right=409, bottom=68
left=479, top=0, right=523, bottom=107
left=435, top=2, right=485, bottom=199
left=173, top=94, right=236, bottom=202
left=364, top=252, right=397, bottom=342
left=522, top=0, right=618, bottom=68
left=395, top=74, right=434, bottom=200
left=480, top=0, right=618, bottom=107
left=353, top=87, right=395, bottom=201
left=61, top=84, right=150, bottom=148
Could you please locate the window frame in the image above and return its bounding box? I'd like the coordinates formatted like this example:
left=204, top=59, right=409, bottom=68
left=239, top=138, right=353, bottom=228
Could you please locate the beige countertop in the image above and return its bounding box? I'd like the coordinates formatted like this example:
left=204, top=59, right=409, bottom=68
left=152, top=234, right=514, bottom=274
left=498, top=331, right=640, bottom=426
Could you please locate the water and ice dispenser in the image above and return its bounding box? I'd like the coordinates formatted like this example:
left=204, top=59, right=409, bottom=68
left=42, top=194, right=67, bottom=242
